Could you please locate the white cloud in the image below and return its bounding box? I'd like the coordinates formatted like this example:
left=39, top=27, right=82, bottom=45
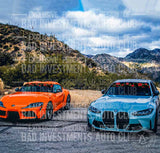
left=9, top=7, right=160, bottom=57
left=42, top=17, right=71, bottom=33
left=38, top=10, right=157, bottom=57
left=141, top=40, right=160, bottom=50
left=71, top=27, right=96, bottom=37
left=109, top=49, right=133, bottom=57
left=65, top=11, right=145, bottom=34
left=123, top=0, right=160, bottom=17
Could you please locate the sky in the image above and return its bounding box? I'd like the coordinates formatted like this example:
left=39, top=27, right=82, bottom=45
left=0, top=0, right=160, bottom=57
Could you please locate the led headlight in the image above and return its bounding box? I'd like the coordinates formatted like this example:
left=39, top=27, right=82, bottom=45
left=132, top=108, right=153, bottom=116
left=23, top=102, right=43, bottom=108
left=0, top=101, right=5, bottom=108
left=89, top=105, right=101, bottom=114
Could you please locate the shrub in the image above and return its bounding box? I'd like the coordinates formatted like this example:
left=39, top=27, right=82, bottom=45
left=14, top=46, right=20, bottom=51
left=0, top=52, right=14, bottom=66
left=3, top=45, right=9, bottom=50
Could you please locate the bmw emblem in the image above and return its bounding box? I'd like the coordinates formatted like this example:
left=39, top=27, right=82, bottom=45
left=114, top=109, right=118, bottom=112
left=12, top=105, right=15, bottom=107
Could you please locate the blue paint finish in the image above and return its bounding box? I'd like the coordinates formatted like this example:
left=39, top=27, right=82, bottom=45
left=87, top=79, right=160, bottom=132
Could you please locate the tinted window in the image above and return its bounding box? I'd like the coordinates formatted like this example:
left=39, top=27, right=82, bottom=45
left=21, top=84, right=52, bottom=92
left=53, top=84, right=62, bottom=93
left=150, top=82, right=157, bottom=94
left=106, top=82, right=151, bottom=96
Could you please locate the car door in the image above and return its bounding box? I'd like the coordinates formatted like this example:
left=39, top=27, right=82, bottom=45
left=53, top=84, right=64, bottom=107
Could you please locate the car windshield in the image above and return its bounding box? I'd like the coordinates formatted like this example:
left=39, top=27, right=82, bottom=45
left=106, top=82, right=151, bottom=96
left=20, top=84, right=53, bottom=92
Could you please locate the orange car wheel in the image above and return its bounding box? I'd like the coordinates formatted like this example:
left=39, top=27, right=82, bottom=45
left=64, top=95, right=70, bottom=110
left=45, top=102, right=53, bottom=120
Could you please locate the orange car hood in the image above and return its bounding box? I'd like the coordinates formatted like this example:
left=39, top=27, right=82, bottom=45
left=1, top=92, right=53, bottom=108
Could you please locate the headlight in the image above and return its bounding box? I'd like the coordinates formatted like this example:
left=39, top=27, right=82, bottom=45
left=88, top=105, right=101, bottom=113
left=23, top=102, right=43, bottom=108
left=0, top=101, right=5, bottom=108
left=132, top=108, right=153, bottom=116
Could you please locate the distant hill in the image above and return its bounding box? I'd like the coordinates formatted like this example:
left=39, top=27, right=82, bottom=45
left=123, top=48, right=160, bottom=84
left=125, top=48, right=160, bottom=63
left=85, top=48, right=160, bottom=84
left=86, top=53, right=132, bottom=74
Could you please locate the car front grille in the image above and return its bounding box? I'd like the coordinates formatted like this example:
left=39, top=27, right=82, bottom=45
left=0, top=110, right=6, bottom=116
left=7, top=111, right=19, bottom=121
left=102, top=111, right=129, bottom=129
left=116, top=112, right=129, bottom=129
left=102, top=111, right=114, bottom=128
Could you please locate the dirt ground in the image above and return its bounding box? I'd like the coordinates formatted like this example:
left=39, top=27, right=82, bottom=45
left=69, top=90, right=102, bottom=107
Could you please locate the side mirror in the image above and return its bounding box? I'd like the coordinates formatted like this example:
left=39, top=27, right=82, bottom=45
left=101, top=89, right=106, bottom=94
left=154, top=90, right=159, bottom=96
left=15, top=87, right=20, bottom=92
left=4, top=91, right=9, bottom=95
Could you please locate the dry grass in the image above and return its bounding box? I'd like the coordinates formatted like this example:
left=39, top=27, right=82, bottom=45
left=0, top=78, right=4, bottom=95
left=69, top=90, right=102, bottom=108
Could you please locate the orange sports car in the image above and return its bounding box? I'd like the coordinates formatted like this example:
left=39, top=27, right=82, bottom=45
left=0, top=81, right=70, bottom=121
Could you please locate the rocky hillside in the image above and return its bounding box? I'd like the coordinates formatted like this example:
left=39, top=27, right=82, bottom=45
left=85, top=48, right=160, bottom=84
left=123, top=48, right=160, bottom=84
left=0, top=23, right=117, bottom=89
left=125, top=48, right=160, bottom=63
left=85, top=53, right=148, bottom=79
left=0, top=23, right=99, bottom=71
left=89, top=53, right=132, bottom=74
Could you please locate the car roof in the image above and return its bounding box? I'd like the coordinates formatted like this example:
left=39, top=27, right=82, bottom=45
left=24, top=81, right=60, bottom=85
left=114, top=79, right=151, bottom=83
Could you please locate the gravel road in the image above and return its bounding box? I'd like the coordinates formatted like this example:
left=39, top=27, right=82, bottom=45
left=0, top=108, right=160, bottom=153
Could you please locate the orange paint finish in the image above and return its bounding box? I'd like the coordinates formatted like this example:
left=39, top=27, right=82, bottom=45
left=0, top=81, right=70, bottom=120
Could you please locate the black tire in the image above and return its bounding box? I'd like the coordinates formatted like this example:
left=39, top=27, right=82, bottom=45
left=153, top=111, right=158, bottom=133
left=45, top=102, right=53, bottom=120
left=64, top=95, right=70, bottom=110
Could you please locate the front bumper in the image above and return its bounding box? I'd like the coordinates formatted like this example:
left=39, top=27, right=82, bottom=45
left=0, top=107, right=46, bottom=120
left=87, top=109, right=156, bottom=132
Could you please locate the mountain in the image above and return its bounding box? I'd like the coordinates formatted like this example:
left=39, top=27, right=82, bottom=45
left=92, top=54, right=127, bottom=73
left=85, top=48, right=160, bottom=84
left=85, top=53, right=137, bottom=75
left=125, top=48, right=160, bottom=63
left=151, top=48, right=160, bottom=56
left=0, top=23, right=100, bottom=70
left=122, top=48, right=160, bottom=84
